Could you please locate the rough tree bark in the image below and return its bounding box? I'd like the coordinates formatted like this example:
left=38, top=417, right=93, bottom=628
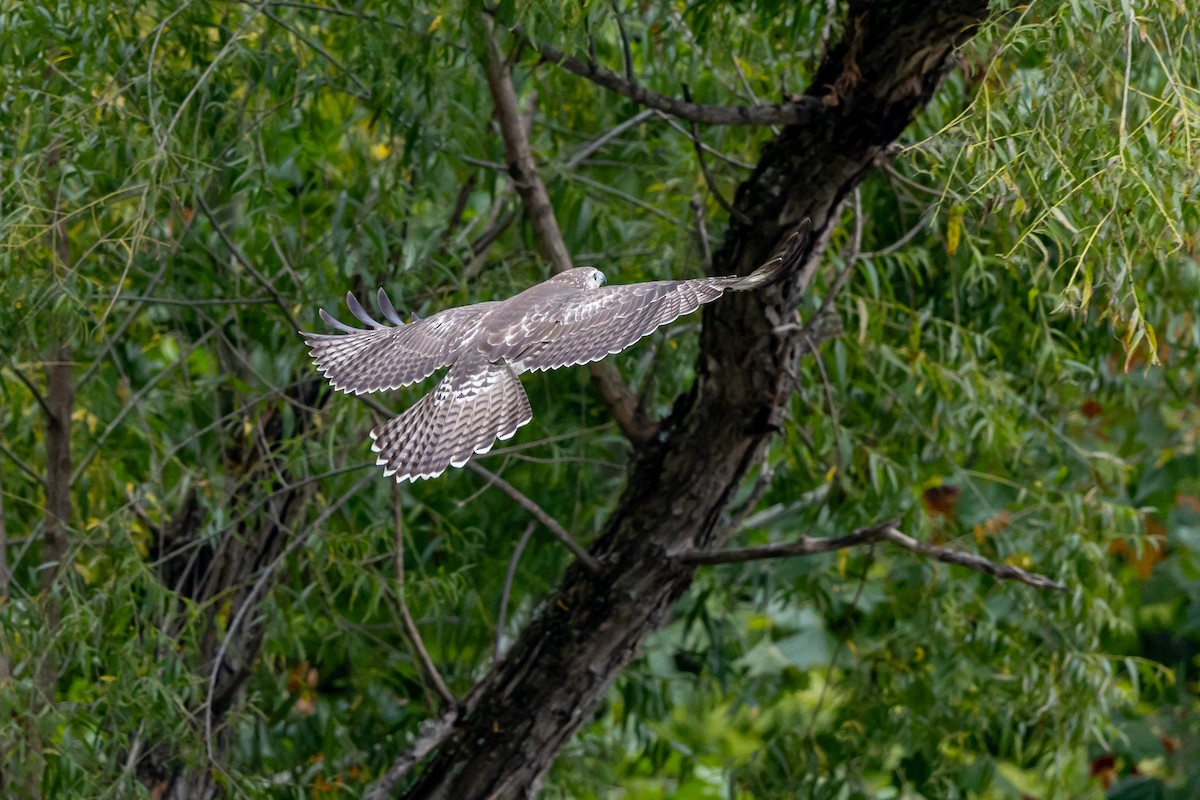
left=399, top=1, right=992, bottom=797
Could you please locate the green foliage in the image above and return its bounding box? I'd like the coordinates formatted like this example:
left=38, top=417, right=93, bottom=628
left=1, top=0, right=1199, bottom=798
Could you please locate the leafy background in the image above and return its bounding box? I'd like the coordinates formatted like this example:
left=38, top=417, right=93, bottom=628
left=1, top=0, right=1198, bottom=797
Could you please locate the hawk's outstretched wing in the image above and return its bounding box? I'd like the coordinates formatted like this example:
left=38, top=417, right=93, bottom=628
left=369, top=361, right=532, bottom=481
left=504, top=276, right=739, bottom=371
left=302, top=291, right=497, bottom=395
left=503, top=228, right=808, bottom=371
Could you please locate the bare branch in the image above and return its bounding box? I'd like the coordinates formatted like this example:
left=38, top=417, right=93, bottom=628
left=529, top=38, right=821, bottom=126
left=4, top=364, right=52, bottom=418
left=0, top=474, right=10, bottom=682
left=681, top=85, right=749, bottom=224
left=655, top=112, right=755, bottom=168
left=195, top=194, right=302, bottom=333
left=467, top=462, right=601, bottom=573
left=563, top=108, right=656, bottom=170
left=261, top=7, right=370, bottom=96
left=394, top=490, right=457, bottom=707
left=365, top=709, right=459, bottom=800
left=0, top=436, right=44, bottom=488
left=858, top=210, right=931, bottom=259
left=223, top=0, right=402, bottom=26
left=103, top=295, right=276, bottom=307
left=680, top=520, right=1065, bottom=591
left=495, top=521, right=537, bottom=667
left=610, top=0, right=636, bottom=86
left=878, top=526, right=1065, bottom=590
left=691, top=193, right=712, bottom=270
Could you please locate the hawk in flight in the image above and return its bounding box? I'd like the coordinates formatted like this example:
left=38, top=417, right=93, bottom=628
left=304, top=229, right=806, bottom=482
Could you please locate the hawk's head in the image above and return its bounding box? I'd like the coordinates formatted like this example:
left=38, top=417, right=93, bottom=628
left=552, top=267, right=606, bottom=290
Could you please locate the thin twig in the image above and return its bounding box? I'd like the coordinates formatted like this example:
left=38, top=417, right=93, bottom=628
left=0, top=437, right=44, bottom=487
left=807, top=337, right=843, bottom=478
left=680, top=519, right=1065, bottom=591
left=77, top=236, right=175, bottom=392
left=858, top=209, right=931, bottom=259
left=682, top=85, right=749, bottom=224
left=529, top=38, right=821, bottom=126
left=394, top=488, right=457, bottom=707
left=460, top=154, right=507, bottom=171
left=494, top=521, right=537, bottom=667
left=691, top=193, right=712, bottom=270
left=364, top=708, right=459, bottom=800
left=564, top=171, right=677, bottom=222
left=195, top=194, right=302, bottom=333
left=71, top=327, right=219, bottom=484
left=879, top=526, right=1065, bottom=590
left=882, top=162, right=944, bottom=198
left=655, top=112, right=755, bottom=169
left=611, top=0, right=636, bottom=86
left=0, top=475, right=9, bottom=682
left=810, top=189, right=863, bottom=325
left=222, top=0, right=403, bottom=27
left=4, top=364, right=52, bottom=418
left=262, top=7, right=370, bottom=96
left=103, top=294, right=276, bottom=307
left=563, top=108, right=656, bottom=170
left=467, top=462, right=600, bottom=573
left=438, top=173, right=479, bottom=250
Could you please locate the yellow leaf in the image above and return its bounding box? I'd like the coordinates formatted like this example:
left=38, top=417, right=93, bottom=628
left=824, top=464, right=838, bottom=483
left=216, top=597, right=233, bottom=632
left=1145, top=322, right=1159, bottom=364
left=427, top=14, right=442, bottom=34
left=946, top=205, right=964, bottom=256
left=98, top=675, right=117, bottom=683
left=74, top=562, right=95, bottom=584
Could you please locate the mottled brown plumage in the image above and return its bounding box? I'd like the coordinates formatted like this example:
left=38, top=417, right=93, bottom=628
left=303, top=229, right=805, bottom=482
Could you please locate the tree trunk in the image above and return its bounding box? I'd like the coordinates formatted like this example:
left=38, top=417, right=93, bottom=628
left=401, top=1, right=990, bottom=797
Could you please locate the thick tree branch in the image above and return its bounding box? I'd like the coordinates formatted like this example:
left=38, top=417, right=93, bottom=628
left=530, top=38, right=822, bottom=126
left=680, top=519, right=1065, bottom=591
left=483, top=27, right=656, bottom=443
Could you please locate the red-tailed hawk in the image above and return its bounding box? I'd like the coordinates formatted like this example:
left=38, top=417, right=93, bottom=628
left=304, top=230, right=806, bottom=482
